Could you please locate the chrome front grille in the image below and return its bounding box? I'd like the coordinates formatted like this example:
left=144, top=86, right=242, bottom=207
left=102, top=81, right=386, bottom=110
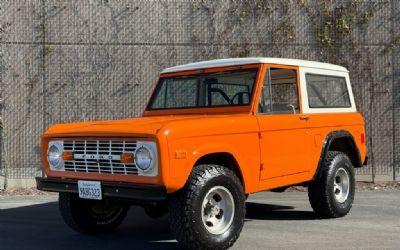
left=63, top=140, right=138, bottom=175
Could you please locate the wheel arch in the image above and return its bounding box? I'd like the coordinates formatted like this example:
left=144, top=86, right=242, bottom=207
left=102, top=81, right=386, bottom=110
left=313, top=130, right=361, bottom=181
left=194, top=152, right=245, bottom=192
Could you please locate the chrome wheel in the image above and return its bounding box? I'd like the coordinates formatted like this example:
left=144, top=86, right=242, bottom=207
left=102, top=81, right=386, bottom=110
left=201, top=186, right=235, bottom=235
left=334, top=168, right=350, bottom=203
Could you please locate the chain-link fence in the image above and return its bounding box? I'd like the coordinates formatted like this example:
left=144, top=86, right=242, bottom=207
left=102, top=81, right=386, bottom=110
left=0, top=0, right=399, bottom=187
left=0, top=34, right=4, bottom=178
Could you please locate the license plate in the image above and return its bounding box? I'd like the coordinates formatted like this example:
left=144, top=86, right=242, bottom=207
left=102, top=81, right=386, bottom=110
left=78, top=180, right=102, bottom=200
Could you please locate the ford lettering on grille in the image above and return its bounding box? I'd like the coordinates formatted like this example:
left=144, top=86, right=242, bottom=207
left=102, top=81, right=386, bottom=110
left=74, top=154, right=120, bottom=161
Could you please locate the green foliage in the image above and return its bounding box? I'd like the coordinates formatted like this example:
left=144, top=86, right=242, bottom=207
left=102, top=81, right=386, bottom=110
left=314, top=0, right=371, bottom=51
left=238, top=47, right=251, bottom=57
left=307, top=0, right=375, bottom=65
left=383, top=35, right=400, bottom=54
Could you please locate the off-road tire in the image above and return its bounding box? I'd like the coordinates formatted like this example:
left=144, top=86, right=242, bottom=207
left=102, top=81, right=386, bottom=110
left=59, top=193, right=129, bottom=234
left=308, top=151, right=355, bottom=218
left=169, top=164, right=246, bottom=250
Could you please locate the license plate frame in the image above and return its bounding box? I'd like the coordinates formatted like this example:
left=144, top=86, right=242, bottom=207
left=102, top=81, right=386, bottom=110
left=77, top=180, right=102, bottom=200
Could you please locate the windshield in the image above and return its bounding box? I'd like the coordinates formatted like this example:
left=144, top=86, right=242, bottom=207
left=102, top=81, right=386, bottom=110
left=147, top=69, right=258, bottom=110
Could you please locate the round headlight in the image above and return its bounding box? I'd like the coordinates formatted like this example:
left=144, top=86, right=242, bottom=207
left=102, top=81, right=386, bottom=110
left=48, top=144, right=62, bottom=168
left=135, top=146, right=152, bottom=171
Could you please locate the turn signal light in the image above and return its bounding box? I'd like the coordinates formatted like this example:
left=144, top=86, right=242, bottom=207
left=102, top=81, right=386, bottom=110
left=62, top=151, right=74, bottom=161
left=120, top=153, right=134, bottom=163
left=361, top=133, right=365, bottom=144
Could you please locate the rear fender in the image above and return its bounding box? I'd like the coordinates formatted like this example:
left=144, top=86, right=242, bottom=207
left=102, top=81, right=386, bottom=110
left=313, top=130, right=361, bottom=181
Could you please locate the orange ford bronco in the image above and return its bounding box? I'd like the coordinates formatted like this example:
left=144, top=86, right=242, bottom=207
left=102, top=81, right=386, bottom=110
left=37, top=58, right=367, bottom=249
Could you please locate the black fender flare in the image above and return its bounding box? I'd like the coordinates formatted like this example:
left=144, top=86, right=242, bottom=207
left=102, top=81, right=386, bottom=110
left=313, top=130, right=361, bottom=181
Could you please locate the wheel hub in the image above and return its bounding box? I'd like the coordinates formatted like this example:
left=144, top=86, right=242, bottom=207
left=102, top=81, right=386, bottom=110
left=209, top=204, right=221, bottom=216
left=333, top=167, right=350, bottom=203
left=201, top=186, right=235, bottom=235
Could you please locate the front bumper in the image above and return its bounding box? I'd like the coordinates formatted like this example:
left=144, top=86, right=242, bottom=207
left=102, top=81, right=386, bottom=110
left=36, top=177, right=167, bottom=201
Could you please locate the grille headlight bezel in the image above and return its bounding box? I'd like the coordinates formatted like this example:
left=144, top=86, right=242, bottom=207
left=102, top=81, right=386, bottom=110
left=47, top=141, right=65, bottom=171
left=135, top=146, right=152, bottom=170
left=135, top=141, right=158, bottom=176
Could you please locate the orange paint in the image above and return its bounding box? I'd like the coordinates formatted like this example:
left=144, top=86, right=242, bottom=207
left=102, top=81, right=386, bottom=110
left=41, top=62, right=367, bottom=194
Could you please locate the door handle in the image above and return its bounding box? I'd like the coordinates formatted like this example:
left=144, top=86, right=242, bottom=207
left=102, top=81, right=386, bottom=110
left=299, top=115, right=310, bottom=121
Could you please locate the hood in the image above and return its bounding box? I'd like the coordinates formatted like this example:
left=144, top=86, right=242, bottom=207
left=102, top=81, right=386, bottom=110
left=43, top=114, right=257, bottom=139
left=43, top=116, right=192, bottom=138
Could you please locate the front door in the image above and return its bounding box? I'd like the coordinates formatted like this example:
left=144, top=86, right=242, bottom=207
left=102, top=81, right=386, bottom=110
left=257, top=66, right=312, bottom=180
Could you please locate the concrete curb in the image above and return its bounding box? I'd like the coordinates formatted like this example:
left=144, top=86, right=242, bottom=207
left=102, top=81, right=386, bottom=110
left=4, top=178, right=37, bottom=189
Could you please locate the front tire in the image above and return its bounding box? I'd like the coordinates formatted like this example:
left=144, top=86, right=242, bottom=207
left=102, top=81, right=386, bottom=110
left=308, top=151, right=355, bottom=218
left=59, top=193, right=129, bottom=234
left=169, top=164, right=246, bottom=250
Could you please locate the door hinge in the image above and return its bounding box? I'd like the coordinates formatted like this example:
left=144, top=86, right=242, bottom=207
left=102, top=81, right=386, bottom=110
left=260, top=163, right=264, bottom=171
left=258, top=131, right=262, bottom=139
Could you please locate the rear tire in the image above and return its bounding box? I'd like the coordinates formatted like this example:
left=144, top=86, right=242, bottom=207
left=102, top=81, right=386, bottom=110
left=59, top=193, right=129, bottom=234
left=308, top=151, right=355, bottom=218
left=169, top=164, right=246, bottom=250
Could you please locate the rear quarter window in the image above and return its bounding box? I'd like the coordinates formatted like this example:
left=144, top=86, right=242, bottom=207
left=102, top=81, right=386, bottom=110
left=305, top=74, right=351, bottom=108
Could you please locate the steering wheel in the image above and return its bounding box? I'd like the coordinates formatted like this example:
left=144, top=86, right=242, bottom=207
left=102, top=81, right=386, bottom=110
left=210, top=88, right=231, bottom=104
left=231, top=92, right=250, bottom=105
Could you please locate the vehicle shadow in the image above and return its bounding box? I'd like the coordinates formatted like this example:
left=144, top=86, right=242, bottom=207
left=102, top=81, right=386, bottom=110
left=0, top=200, right=317, bottom=250
left=0, top=202, right=177, bottom=250
left=245, top=202, right=319, bottom=221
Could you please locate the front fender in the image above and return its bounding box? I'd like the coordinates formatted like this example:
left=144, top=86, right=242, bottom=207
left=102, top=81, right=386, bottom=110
left=164, top=133, right=260, bottom=193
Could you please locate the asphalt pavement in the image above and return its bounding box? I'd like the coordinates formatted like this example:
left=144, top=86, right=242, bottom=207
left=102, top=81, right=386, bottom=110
left=0, top=191, right=399, bottom=250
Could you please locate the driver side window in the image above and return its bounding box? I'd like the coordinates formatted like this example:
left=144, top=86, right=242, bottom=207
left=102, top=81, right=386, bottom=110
left=258, top=67, right=300, bottom=114
left=204, top=70, right=256, bottom=106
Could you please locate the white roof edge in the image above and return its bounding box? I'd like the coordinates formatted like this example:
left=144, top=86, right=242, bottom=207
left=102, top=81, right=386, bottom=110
left=161, top=57, right=349, bottom=73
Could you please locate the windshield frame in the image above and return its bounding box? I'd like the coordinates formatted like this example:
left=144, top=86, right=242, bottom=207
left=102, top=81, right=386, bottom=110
left=144, top=64, right=261, bottom=116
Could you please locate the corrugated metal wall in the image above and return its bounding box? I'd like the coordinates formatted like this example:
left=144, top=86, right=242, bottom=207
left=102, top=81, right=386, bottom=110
left=0, top=0, right=399, bottom=185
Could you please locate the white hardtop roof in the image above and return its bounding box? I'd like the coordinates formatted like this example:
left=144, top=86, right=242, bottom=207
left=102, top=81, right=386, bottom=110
left=161, top=57, right=348, bottom=73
